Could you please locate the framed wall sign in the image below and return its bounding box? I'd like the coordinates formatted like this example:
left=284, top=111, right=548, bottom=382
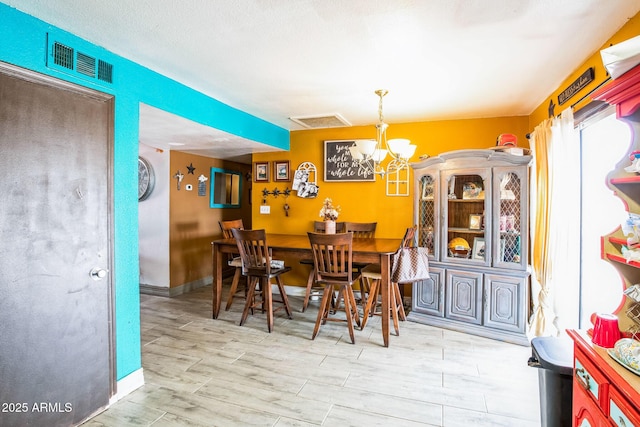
left=324, top=140, right=375, bottom=182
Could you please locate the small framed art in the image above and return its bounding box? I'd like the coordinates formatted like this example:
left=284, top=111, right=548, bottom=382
left=472, top=237, right=486, bottom=260
left=254, top=161, right=269, bottom=182
left=469, top=214, right=482, bottom=230
left=273, top=160, right=291, bottom=182
left=462, top=182, right=483, bottom=199
left=421, top=181, right=434, bottom=200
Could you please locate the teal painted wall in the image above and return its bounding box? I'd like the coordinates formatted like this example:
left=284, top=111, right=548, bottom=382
left=0, top=3, right=289, bottom=381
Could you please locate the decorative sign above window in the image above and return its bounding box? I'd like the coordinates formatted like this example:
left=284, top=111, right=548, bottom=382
left=558, top=67, right=595, bottom=105
left=324, top=140, right=375, bottom=182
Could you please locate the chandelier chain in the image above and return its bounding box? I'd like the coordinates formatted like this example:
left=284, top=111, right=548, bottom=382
left=375, top=89, right=388, bottom=126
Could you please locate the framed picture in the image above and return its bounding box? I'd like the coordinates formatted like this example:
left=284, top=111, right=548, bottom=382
left=421, top=181, right=434, bottom=200
left=462, top=182, right=483, bottom=199
left=273, top=160, right=291, bottom=182
left=472, top=237, right=486, bottom=260
left=254, top=161, right=269, bottom=182
left=469, top=214, right=482, bottom=230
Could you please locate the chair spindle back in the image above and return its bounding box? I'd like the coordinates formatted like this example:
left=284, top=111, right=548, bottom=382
left=343, top=222, right=377, bottom=239
left=307, top=232, right=354, bottom=283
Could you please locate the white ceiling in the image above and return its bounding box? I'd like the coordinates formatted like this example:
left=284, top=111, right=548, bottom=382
left=6, top=0, right=640, bottom=162
left=138, top=104, right=282, bottom=164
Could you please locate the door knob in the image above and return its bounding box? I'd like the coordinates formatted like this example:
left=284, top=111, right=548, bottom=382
left=90, top=267, right=108, bottom=280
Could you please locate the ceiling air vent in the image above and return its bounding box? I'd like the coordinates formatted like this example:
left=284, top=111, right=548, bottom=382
left=289, top=113, right=351, bottom=129
left=47, top=35, right=114, bottom=85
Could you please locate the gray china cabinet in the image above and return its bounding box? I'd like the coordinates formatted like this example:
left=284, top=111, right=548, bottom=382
left=409, top=149, right=532, bottom=345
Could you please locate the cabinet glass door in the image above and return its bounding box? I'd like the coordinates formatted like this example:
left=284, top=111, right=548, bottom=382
left=443, top=171, right=489, bottom=264
left=418, top=174, right=437, bottom=258
left=493, top=169, right=526, bottom=269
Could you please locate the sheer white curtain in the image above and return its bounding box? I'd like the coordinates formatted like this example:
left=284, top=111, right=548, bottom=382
left=529, top=108, right=581, bottom=338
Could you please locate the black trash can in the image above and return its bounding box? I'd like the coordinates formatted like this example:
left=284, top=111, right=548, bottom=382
left=528, top=336, right=574, bottom=427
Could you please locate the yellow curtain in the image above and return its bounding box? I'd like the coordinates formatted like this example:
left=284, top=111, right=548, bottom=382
left=529, top=108, right=581, bottom=337
left=529, top=118, right=558, bottom=337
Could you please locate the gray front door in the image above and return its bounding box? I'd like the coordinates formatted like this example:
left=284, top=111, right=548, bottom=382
left=0, top=63, right=114, bottom=426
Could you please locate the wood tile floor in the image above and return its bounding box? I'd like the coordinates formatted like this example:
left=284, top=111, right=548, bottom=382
left=83, top=281, right=541, bottom=426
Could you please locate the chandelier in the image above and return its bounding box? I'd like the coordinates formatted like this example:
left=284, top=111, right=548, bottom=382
left=348, top=89, right=417, bottom=178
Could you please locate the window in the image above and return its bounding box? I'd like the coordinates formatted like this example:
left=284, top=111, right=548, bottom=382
left=579, top=110, right=630, bottom=327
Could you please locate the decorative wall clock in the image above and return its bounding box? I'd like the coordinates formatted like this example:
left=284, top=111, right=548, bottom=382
left=138, top=156, right=155, bottom=201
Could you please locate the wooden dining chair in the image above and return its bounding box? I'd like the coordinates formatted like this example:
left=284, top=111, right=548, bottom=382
left=343, top=221, right=377, bottom=307
left=307, top=232, right=361, bottom=344
left=312, top=220, right=345, bottom=233
left=219, top=219, right=246, bottom=311
left=343, top=221, right=377, bottom=239
left=301, top=221, right=346, bottom=312
left=360, top=225, right=417, bottom=334
left=231, top=228, right=293, bottom=332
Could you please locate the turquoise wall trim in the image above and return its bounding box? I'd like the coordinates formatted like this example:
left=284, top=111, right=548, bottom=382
left=0, top=2, right=289, bottom=381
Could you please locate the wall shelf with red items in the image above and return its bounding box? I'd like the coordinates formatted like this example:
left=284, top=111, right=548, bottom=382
left=600, top=232, right=640, bottom=286
left=573, top=63, right=640, bottom=426
left=596, top=62, right=640, bottom=333
left=605, top=253, right=640, bottom=270
left=610, top=176, right=640, bottom=185
left=609, top=237, right=631, bottom=245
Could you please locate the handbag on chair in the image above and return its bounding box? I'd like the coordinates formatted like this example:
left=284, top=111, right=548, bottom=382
left=391, top=247, right=430, bottom=284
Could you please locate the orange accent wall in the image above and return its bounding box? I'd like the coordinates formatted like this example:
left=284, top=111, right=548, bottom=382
left=253, top=117, right=529, bottom=237
left=169, top=151, right=251, bottom=288
left=252, top=117, right=529, bottom=286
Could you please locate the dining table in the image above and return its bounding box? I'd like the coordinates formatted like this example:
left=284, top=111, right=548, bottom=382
left=211, top=233, right=402, bottom=347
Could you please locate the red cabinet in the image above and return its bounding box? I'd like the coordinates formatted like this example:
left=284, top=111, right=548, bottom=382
left=568, top=330, right=640, bottom=427
left=573, top=389, right=604, bottom=426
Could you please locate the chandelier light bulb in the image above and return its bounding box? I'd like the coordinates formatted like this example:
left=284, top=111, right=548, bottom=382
left=348, top=145, right=364, bottom=161
left=372, top=148, right=388, bottom=163
left=401, top=144, right=417, bottom=159
left=387, top=138, right=410, bottom=154
left=355, top=139, right=377, bottom=156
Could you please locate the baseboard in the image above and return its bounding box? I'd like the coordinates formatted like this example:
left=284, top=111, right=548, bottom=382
left=282, top=284, right=307, bottom=296
left=109, top=368, right=145, bottom=405
left=141, top=281, right=326, bottom=299
left=140, top=276, right=213, bottom=297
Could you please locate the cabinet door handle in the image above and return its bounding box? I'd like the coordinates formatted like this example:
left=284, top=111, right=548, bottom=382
left=575, top=368, right=591, bottom=392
